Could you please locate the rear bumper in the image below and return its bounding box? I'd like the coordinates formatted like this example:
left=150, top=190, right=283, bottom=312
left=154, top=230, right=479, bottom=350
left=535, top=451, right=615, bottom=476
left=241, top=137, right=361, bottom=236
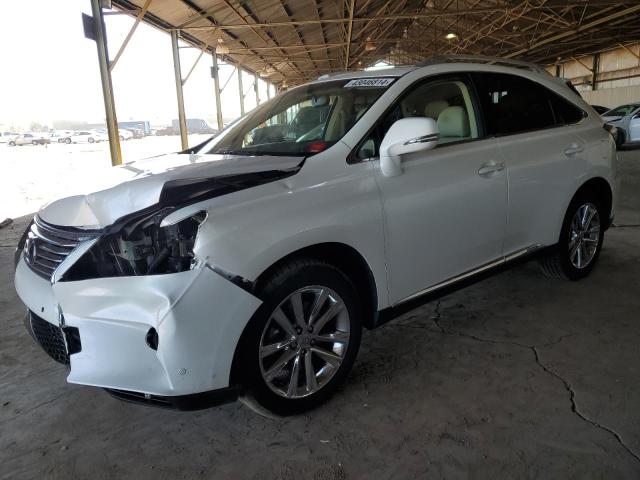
left=14, top=257, right=262, bottom=399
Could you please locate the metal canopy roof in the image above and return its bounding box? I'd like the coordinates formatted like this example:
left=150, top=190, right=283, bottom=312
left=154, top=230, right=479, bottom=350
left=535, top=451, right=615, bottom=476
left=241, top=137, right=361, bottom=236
left=112, top=0, right=640, bottom=85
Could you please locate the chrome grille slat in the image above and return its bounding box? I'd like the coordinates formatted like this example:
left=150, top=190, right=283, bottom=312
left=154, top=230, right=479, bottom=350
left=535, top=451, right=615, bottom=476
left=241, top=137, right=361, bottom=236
left=23, top=216, right=101, bottom=280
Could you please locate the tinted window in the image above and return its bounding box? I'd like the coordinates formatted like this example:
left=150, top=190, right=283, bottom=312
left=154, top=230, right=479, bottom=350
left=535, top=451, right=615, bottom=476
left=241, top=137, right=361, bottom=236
left=549, top=94, right=585, bottom=125
left=604, top=104, right=640, bottom=117
left=472, top=72, right=556, bottom=135
left=355, top=77, right=479, bottom=160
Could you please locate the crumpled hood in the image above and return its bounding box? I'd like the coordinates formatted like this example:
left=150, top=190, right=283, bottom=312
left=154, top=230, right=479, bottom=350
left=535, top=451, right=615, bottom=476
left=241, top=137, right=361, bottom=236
left=38, top=153, right=303, bottom=228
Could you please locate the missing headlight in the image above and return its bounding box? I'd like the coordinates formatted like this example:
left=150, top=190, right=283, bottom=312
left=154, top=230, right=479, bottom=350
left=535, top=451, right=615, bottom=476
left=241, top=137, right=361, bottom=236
left=61, top=210, right=206, bottom=281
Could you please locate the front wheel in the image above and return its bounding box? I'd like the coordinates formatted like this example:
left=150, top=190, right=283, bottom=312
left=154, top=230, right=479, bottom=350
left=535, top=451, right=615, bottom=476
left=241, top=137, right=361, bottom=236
left=8, top=141, right=15, bottom=147
left=88, top=137, right=95, bottom=144
left=237, top=259, right=362, bottom=415
left=64, top=138, right=71, bottom=144
left=540, top=192, right=605, bottom=280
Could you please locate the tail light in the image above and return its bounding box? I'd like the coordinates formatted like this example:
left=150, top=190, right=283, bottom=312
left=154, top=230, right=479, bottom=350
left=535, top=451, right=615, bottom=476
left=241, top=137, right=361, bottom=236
left=603, top=123, right=618, bottom=142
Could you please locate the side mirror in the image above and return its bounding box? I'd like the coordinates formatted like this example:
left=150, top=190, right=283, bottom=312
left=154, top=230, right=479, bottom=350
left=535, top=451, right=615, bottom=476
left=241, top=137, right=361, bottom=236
left=379, top=118, right=438, bottom=177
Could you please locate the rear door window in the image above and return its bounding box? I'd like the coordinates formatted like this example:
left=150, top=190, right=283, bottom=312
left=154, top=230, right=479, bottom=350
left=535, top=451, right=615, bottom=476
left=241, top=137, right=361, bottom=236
left=472, top=72, right=557, bottom=135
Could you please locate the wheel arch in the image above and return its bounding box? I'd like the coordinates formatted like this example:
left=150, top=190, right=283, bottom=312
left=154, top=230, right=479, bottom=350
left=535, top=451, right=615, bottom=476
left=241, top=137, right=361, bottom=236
left=228, top=242, right=379, bottom=387
left=573, top=176, right=613, bottom=228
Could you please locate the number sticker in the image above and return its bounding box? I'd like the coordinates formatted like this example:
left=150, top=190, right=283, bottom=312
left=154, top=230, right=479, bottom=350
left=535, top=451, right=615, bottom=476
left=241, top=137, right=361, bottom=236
left=344, top=78, right=395, bottom=88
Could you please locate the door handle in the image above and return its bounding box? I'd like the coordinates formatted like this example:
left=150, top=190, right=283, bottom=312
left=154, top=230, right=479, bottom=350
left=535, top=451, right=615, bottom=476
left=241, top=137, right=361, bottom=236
left=563, top=143, right=584, bottom=156
left=478, top=161, right=505, bottom=176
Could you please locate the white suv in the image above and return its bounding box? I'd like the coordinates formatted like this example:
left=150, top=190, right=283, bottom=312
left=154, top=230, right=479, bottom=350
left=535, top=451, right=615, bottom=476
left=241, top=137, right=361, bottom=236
left=14, top=56, right=618, bottom=414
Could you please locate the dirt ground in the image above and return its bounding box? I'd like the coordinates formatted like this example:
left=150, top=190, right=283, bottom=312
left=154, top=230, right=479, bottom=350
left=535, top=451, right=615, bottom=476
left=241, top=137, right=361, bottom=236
left=0, top=148, right=639, bottom=479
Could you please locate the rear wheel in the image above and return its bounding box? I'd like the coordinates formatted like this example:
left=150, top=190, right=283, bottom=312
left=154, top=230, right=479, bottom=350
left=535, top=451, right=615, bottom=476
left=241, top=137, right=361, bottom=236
left=64, top=138, right=71, bottom=144
left=88, top=137, right=95, bottom=144
left=8, top=141, right=15, bottom=147
left=238, top=259, right=362, bottom=415
left=540, top=191, right=605, bottom=280
left=32, top=140, right=38, bottom=145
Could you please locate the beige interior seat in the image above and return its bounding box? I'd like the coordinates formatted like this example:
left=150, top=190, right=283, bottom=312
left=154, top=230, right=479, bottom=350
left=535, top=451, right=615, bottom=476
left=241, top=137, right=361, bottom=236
left=437, top=106, right=470, bottom=143
left=424, top=100, right=449, bottom=120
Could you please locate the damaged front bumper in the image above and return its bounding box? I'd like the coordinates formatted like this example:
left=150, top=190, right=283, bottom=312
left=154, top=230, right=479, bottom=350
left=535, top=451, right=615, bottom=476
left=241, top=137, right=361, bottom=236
left=15, top=257, right=262, bottom=408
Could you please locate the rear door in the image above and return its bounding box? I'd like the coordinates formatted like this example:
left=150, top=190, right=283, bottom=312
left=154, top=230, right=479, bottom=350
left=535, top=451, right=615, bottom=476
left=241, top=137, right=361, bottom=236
left=472, top=72, right=588, bottom=253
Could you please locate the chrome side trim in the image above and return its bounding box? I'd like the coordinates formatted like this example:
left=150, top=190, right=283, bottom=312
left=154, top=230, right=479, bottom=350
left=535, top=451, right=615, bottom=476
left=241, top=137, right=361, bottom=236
left=394, top=244, right=544, bottom=307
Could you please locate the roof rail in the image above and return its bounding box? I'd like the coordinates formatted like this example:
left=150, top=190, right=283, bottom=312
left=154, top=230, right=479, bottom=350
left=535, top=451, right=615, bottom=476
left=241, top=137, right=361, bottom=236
left=417, top=54, right=550, bottom=76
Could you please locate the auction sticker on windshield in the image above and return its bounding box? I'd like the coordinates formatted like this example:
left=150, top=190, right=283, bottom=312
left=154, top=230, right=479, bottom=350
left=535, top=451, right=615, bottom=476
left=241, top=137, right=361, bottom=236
left=344, top=78, right=395, bottom=88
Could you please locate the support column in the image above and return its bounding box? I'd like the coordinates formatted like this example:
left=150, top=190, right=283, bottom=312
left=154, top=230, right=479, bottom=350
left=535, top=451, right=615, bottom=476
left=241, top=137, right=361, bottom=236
left=212, top=54, right=224, bottom=131
left=171, top=30, right=188, bottom=150
left=238, top=68, right=245, bottom=116
left=254, top=73, right=260, bottom=106
left=90, top=0, right=122, bottom=166
left=592, top=53, right=600, bottom=91
left=266, top=83, right=271, bottom=99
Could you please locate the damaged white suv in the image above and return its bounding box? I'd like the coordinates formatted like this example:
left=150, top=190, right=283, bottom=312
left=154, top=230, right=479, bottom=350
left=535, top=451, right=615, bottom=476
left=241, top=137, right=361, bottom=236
left=15, top=56, right=618, bottom=414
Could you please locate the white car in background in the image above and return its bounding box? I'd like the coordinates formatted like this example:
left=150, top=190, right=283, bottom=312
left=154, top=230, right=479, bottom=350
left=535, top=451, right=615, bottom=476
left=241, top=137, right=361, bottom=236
left=14, top=55, right=618, bottom=415
left=62, top=130, right=105, bottom=144
left=1, top=131, right=19, bottom=143
left=119, top=129, right=134, bottom=141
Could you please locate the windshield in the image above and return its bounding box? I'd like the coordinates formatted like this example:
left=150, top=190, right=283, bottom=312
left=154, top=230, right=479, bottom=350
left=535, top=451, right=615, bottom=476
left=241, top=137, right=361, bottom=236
left=604, top=104, right=640, bottom=117
left=197, top=78, right=393, bottom=156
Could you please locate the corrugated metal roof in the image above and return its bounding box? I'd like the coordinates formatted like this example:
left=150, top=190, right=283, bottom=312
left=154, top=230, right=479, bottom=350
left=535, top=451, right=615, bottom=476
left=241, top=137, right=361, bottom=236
left=112, top=0, right=640, bottom=86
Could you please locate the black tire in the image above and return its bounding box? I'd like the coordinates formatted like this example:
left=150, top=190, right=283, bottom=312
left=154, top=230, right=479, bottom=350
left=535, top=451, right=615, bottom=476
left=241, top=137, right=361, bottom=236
left=616, top=129, right=625, bottom=149
left=32, top=140, right=38, bottom=146
left=539, top=190, right=606, bottom=280
left=237, top=258, right=362, bottom=415
left=8, top=141, right=15, bottom=147
left=64, top=138, right=71, bottom=144
left=88, top=137, right=95, bottom=144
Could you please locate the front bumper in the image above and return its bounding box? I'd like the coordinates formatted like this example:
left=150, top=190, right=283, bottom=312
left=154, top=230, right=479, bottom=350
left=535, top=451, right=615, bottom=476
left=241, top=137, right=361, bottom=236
left=14, top=258, right=261, bottom=399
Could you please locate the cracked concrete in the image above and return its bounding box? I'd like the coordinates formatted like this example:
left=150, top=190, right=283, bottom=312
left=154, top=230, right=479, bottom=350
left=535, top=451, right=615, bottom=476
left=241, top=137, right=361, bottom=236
left=426, top=298, right=640, bottom=465
left=0, top=148, right=639, bottom=479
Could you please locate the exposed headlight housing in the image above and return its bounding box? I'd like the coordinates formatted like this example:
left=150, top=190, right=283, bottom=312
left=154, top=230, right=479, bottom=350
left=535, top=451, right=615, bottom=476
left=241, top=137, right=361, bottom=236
left=60, top=208, right=206, bottom=282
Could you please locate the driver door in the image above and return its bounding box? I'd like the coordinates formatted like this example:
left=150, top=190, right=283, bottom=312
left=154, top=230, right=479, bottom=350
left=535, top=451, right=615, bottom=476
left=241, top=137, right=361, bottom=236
left=359, top=74, right=508, bottom=304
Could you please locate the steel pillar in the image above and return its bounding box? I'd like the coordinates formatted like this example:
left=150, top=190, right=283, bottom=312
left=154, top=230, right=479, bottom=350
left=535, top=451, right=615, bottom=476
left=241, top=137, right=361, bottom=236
left=211, top=54, right=224, bottom=130
left=592, top=53, right=600, bottom=91
left=266, top=83, right=271, bottom=99
left=237, top=68, right=245, bottom=116
left=171, top=30, right=188, bottom=150
left=254, top=73, right=260, bottom=106
left=90, top=0, right=122, bottom=166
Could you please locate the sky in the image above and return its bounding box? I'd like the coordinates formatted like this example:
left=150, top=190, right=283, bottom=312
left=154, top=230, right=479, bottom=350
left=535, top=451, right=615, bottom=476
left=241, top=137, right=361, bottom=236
left=0, top=0, right=271, bottom=130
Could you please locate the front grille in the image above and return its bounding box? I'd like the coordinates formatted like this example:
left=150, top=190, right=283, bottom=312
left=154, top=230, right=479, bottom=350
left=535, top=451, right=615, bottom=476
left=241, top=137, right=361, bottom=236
left=23, top=216, right=100, bottom=280
left=28, top=312, right=70, bottom=364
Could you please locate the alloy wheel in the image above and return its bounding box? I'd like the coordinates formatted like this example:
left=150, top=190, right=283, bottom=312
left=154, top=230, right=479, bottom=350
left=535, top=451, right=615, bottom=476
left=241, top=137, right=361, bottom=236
left=568, top=202, right=600, bottom=269
left=259, top=286, right=350, bottom=399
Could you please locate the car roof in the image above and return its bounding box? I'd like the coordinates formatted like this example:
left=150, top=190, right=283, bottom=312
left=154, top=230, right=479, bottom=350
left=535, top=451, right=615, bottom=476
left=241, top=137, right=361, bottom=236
left=307, top=55, right=551, bottom=86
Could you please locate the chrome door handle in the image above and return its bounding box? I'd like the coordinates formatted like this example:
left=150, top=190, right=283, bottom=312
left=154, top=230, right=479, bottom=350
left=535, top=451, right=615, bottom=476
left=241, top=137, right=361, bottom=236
left=478, top=161, right=505, bottom=176
left=564, top=143, right=584, bottom=156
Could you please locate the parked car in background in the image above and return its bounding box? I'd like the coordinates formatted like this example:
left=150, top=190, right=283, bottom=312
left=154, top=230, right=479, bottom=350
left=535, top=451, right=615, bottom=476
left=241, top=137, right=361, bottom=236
left=8, top=133, right=50, bottom=146
left=62, top=130, right=105, bottom=144
left=601, top=103, right=640, bottom=147
left=0, top=131, right=19, bottom=143
left=591, top=105, right=609, bottom=115
left=50, top=130, right=74, bottom=143
left=119, top=129, right=134, bottom=141
left=14, top=56, right=618, bottom=414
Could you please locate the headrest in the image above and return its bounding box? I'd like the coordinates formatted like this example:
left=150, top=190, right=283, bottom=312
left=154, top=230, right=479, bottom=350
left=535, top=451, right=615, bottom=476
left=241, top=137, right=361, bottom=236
left=437, top=106, right=470, bottom=138
left=424, top=100, right=449, bottom=119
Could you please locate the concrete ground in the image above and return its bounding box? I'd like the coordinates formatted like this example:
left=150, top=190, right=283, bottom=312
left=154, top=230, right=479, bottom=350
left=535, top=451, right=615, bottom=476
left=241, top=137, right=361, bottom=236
left=1, top=149, right=639, bottom=479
